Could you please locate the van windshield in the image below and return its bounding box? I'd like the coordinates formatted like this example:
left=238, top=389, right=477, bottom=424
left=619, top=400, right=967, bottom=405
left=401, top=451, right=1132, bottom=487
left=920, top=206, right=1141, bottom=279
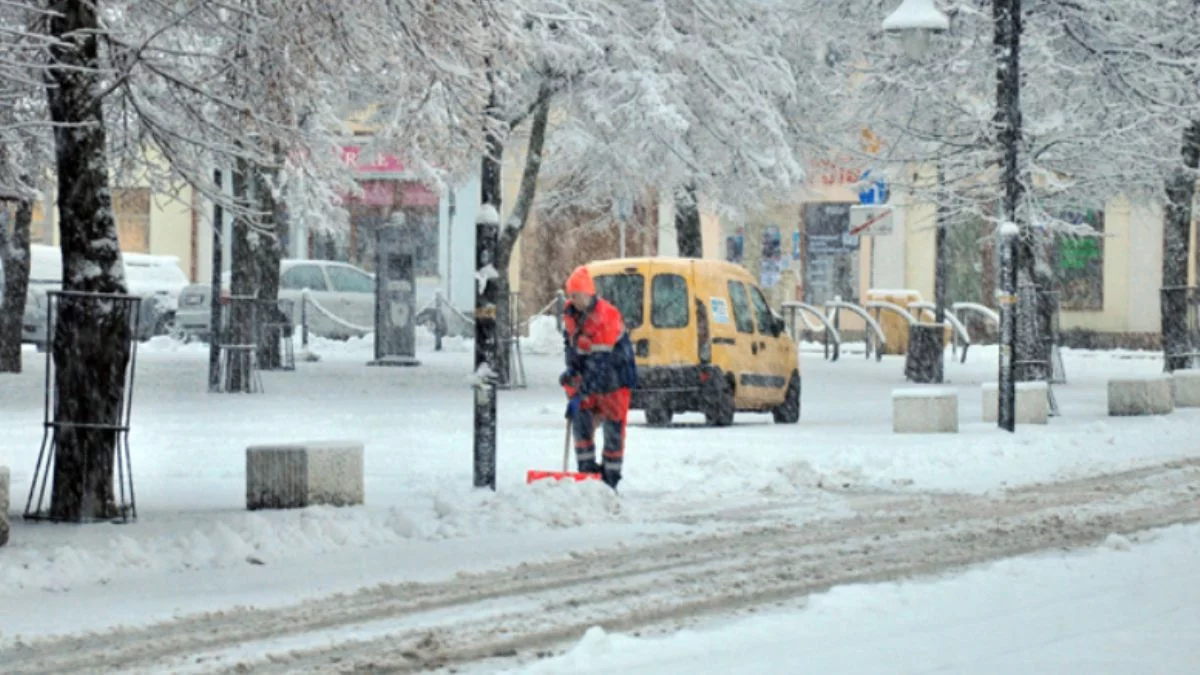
left=594, top=273, right=644, bottom=329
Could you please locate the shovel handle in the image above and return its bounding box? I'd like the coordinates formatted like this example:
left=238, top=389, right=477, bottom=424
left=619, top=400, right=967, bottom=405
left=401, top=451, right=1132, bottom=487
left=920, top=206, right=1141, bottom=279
left=563, top=417, right=572, bottom=473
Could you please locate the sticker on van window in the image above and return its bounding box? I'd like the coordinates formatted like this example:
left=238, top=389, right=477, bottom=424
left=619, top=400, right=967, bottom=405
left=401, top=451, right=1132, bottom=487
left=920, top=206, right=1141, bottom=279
left=710, top=297, right=731, bottom=324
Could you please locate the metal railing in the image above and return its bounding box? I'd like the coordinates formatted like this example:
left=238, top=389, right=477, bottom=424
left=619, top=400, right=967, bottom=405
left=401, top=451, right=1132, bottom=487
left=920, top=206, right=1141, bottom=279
left=522, top=290, right=566, bottom=333
left=780, top=301, right=841, bottom=361
left=824, top=299, right=888, bottom=362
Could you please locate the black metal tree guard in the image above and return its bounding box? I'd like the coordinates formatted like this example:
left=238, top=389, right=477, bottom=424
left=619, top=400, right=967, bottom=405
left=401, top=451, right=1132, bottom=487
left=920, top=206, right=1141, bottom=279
left=25, top=290, right=142, bottom=523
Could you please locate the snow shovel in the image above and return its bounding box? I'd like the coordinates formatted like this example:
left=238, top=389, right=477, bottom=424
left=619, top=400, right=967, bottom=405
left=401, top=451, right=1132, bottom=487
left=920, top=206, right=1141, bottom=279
left=526, top=417, right=603, bottom=484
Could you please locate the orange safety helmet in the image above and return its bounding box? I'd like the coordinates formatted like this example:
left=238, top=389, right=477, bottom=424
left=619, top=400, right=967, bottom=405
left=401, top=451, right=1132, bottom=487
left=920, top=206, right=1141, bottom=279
left=565, top=265, right=596, bottom=296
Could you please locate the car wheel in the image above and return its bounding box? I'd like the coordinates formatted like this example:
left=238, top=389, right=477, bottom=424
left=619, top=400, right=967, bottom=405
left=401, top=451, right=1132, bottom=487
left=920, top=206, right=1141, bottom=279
left=645, top=406, right=673, bottom=427
left=772, top=372, right=801, bottom=424
left=155, top=312, right=176, bottom=337
left=704, top=373, right=735, bottom=427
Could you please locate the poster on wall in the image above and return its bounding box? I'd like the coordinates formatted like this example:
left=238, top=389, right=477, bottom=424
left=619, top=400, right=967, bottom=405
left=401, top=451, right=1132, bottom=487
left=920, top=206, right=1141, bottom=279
left=760, top=225, right=784, bottom=288
left=725, top=227, right=745, bottom=264
left=802, top=203, right=859, bottom=305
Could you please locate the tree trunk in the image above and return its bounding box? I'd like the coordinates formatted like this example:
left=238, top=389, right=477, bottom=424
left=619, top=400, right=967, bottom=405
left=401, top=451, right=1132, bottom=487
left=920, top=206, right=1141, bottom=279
left=994, top=0, right=1022, bottom=427
left=675, top=183, right=703, bottom=258
left=494, top=89, right=551, bottom=386
left=44, top=0, right=132, bottom=521
left=995, top=0, right=1044, bottom=383
left=1162, top=121, right=1200, bottom=372
left=0, top=198, right=32, bottom=373
left=226, top=159, right=257, bottom=392
left=1014, top=235, right=1053, bottom=381
left=253, top=168, right=283, bottom=370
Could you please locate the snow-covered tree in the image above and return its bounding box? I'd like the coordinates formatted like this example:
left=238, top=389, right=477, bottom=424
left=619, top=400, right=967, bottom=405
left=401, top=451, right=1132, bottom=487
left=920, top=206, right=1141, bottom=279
left=0, top=1, right=53, bottom=373
left=536, top=0, right=809, bottom=256
left=477, top=0, right=815, bottom=381
left=1048, top=0, right=1200, bottom=370
left=790, top=0, right=1200, bottom=378
left=6, top=0, right=512, bottom=516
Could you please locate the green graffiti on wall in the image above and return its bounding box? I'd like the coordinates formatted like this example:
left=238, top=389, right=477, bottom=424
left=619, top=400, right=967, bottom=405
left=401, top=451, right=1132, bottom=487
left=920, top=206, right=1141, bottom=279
left=1059, top=237, right=1100, bottom=270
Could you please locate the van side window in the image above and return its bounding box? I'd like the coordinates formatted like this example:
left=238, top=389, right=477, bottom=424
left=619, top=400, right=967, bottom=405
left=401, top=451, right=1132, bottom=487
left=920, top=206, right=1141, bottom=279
left=651, top=274, right=689, bottom=328
left=727, top=281, right=755, bottom=334
left=749, top=286, right=774, bottom=334
left=595, top=274, right=644, bottom=329
left=695, top=298, right=711, bottom=362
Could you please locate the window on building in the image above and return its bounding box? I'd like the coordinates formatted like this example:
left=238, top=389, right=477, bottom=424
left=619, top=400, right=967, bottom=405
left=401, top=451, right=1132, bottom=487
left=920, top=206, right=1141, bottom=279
left=727, top=281, right=755, bottom=334
left=113, top=188, right=151, bottom=252
left=594, top=273, right=644, bottom=329
left=1053, top=208, right=1104, bottom=311
left=326, top=265, right=375, bottom=294
left=281, top=264, right=328, bottom=291
left=651, top=274, right=689, bottom=328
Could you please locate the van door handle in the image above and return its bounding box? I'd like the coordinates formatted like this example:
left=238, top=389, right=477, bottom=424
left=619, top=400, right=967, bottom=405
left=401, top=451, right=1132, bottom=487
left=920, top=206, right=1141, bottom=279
left=751, top=342, right=758, bottom=355
left=636, top=339, right=650, bottom=357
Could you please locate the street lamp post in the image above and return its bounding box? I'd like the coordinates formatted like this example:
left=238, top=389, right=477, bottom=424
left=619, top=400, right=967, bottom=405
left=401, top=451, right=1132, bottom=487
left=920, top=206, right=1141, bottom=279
left=884, top=0, right=1019, bottom=431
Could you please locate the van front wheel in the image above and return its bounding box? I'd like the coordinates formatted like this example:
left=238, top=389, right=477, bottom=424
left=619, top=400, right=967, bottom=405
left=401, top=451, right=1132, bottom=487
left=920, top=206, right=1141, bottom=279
left=772, top=373, right=801, bottom=424
left=705, top=374, right=735, bottom=427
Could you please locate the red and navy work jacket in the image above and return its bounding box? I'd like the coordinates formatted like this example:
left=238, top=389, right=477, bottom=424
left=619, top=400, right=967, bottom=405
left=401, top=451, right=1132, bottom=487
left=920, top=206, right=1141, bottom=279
left=563, top=297, right=638, bottom=397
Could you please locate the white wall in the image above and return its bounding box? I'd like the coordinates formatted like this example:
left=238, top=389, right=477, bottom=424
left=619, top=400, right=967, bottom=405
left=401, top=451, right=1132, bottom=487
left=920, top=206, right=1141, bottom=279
left=440, top=178, right=480, bottom=312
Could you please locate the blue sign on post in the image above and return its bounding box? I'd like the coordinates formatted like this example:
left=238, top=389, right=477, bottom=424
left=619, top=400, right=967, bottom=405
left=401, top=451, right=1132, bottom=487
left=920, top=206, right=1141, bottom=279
left=858, top=170, right=889, bottom=206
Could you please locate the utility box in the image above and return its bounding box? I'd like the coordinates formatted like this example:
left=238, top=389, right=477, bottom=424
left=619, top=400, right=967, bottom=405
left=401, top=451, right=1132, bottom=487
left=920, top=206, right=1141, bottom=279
left=370, top=214, right=420, bottom=367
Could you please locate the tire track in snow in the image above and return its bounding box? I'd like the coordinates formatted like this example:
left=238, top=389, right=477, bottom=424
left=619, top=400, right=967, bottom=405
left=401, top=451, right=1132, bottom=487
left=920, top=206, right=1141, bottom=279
left=4, top=458, right=1200, bottom=675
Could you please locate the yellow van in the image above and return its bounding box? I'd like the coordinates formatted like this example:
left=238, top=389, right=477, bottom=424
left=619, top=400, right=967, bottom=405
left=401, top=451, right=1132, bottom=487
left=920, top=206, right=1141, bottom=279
left=584, top=257, right=800, bottom=426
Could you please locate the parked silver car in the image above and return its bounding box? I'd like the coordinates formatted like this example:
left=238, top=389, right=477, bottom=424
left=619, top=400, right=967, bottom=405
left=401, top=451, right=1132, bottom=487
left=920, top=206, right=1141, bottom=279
left=176, top=259, right=377, bottom=341
left=13, top=245, right=174, bottom=350
left=123, top=253, right=191, bottom=333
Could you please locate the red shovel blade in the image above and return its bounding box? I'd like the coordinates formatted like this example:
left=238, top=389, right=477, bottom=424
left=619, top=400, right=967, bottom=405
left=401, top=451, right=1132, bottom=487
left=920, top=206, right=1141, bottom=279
left=526, top=470, right=603, bottom=484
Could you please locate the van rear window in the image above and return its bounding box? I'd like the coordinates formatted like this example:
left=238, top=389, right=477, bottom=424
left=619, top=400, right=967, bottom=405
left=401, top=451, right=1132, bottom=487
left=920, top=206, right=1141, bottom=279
left=594, top=274, right=644, bottom=329
left=652, top=274, right=689, bottom=328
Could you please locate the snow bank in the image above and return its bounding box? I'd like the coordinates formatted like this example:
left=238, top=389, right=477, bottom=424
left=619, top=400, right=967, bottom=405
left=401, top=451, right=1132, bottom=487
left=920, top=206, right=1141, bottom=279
left=522, top=315, right=563, bottom=355
left=0, top=479, right=626, bottom=594
left=139, top=335, right=211, bottom=355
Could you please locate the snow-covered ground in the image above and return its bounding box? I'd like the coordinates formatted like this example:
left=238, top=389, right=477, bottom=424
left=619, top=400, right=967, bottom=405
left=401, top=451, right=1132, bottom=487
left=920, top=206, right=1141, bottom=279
left=0, top=326, right=1197, bottom=671
left=498, top=523, right=1200, bottom=675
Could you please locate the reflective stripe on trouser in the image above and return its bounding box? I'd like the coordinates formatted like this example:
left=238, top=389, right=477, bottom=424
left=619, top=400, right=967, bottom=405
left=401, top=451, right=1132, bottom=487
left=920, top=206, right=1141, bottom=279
left=574, top=438, right=596, bottom=464
left=572, top=388, right=630, bottom=471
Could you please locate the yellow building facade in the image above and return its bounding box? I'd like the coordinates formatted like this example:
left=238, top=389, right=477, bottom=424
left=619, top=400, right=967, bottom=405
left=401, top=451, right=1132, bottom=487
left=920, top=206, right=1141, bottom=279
left=724, top=160, right=1200, bottom=347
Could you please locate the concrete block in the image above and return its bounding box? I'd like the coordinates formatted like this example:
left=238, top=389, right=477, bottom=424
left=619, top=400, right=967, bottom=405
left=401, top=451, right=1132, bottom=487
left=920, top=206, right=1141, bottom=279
left=892, top=388, right=958, bottom=433
left=0, top=466, right=8, bottom=547
left=1171, top=370, right=1200, bottom=408
left=982, top=381, right=1050, bottom=424
left=1108, top=376, right=1174, bottom=416
left=246, top=441, right=364, bottom=510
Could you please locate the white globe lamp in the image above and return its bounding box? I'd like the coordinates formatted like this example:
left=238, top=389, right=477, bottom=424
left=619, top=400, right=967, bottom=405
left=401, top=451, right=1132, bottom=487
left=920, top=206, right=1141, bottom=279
left=882, top=0, right=950, bottom=60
